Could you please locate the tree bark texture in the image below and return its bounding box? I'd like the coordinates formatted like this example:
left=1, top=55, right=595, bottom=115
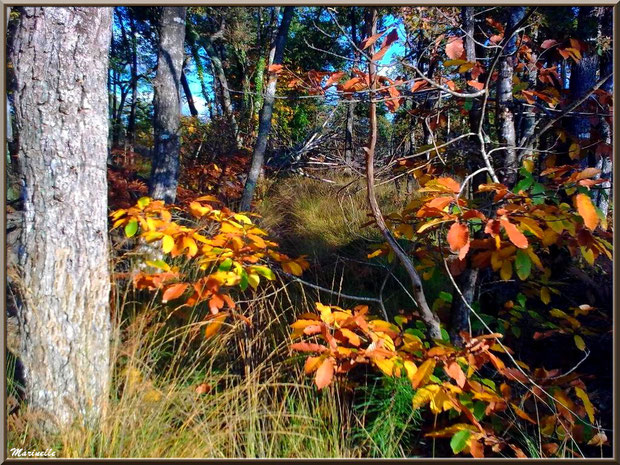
left=149, top=6, right=186, bottom=204
left=181, top=66, right=199, bottom=117
left=240, top=7, right=294, bottom=211
left=496, top=7, right=525, bottom=188
left=10, top=6, right=112, bottom=429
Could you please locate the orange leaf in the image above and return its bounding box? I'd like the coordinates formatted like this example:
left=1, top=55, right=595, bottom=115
left=304, top=356, right=323, bottom=374
left=268, top=64, right=283, bottom=73
left=205, top=313, right=227, bottom=339
left=447, top=222, right=470, bottom=260
left=315, top=358, right=335, bottom=389
left=575, top=193, right=599, bottom=231
left=446, top=37, right=465, bottom=60
left=291, top=342, right=328, bottom=353
left=360, top=31, right=383, bottom=50
left=425, top=195, right=454, bottom=210
left=162, top=283, right=189, bottom=303
left=467, top=80, right=484, bottom=90
left=499, top=219, right=528, bottom=249
left=325, top=71, right=346, bottom=88
left=437, top=177, right=461, bottom=193
left=444, top=361, right=466, bottom=388
left=412, top=80, right=427, bottom=93
left=209, top=294, right=225, bottom=314
left=372, top=44, right=390, bottom=62
left=511, top=403, right=537, bottom=424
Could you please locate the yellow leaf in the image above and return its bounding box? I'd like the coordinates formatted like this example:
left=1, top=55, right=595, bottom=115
left=162, top=235, right=175, bottom=253
left=410, top=359, right=436, bottom=389
left=540, top=287, right=551, bottom=305
left=500, top=260, right=512, bottom=281
left=574, top=387, right=595, bottom=423
left=573, top=334, right=586, bottom=352
left=205, top=314, right=228, bottom=339
left=374, top=357, right=395, bottom=377
left=568, top=142, right=580, bottom=160
left=247, top=273, right=260, bottom=290
left=404, top=360, right=418, bottom=383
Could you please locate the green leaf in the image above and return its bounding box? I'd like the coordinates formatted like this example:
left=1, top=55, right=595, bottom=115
left=440, top=328, right=450, bottom=342
left=146, top=259, right=170, bottom=271
left=252, top=265, right=275, bottom=280
left=450, top=430, right=471, bottom=454
left=239, top=270, right=249, bottom=292
left=513, top=175, right=533, bottom=193
left=125, top=219, right=138, bottom=238
left=429, top=374, right=442, bottom=384
left=439, top=291, right=453, bottom=303
left=473, top=401, right=486, bottom=420
left=515, top=250, right=532, bottom=280
left=511, top=325, right=522, bottom=338
left=218, top=258, right=233, bottom=272
left=516, top=293, right=527, bottom=307
left=480, top=378, right=496, bottom=391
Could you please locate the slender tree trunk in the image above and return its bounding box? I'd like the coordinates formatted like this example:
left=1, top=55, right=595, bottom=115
left=449, top=6, right=480, bottom=346
left=149, top=6, right=186, bottom=204
left=202, top=38, right=241, bottom=147
left=364, top=7, right=441, bottom=340
left=344, top=8, right=358, bottom=167
left=594, top=7, right=612, bottom=216
left=240, top=7, right=294, bottom=211
left=126, top=14, right=139, bottom=150
left=10, top=6, right=112, bottom=429
left=181, top=65, right=199, bottom=117
left=496, top=7, right=525, bottom=188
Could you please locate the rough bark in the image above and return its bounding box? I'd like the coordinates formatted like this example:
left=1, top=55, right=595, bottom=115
left=496, top=7, right=525, bottom=188
left=149, top=6, right=186, bottom=203
left=569, top=7, right=598, bottom=141
left=240, top=7, right=294, bottom=211
left=10, top=6, right=112, bottom=429
left=344, top=8, right=358, bottom=166
left=364, top=7, right=441, bottom=340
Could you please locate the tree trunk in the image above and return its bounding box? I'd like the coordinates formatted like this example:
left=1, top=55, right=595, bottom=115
left=595, top=8, right=612, bottom=216
left=126, top=13, right=139, bottom=149
left=569, top=7, right=598, bottom=142
left=496, top=7, right=525, bottom=188
left=149, top=6, right=186, bottom=204
left=202, top=38, right=241, bottom=147
left=10, top=6, right=112, bottom=429
left=181, top=65, right=199, bottom=117
left=344, top=8, right=358, bottom=167
left=364, top=7, right=441, bottom=340
left=240, top=7, right=294, bottom=211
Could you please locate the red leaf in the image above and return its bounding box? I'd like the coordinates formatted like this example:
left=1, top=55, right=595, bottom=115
left=162, top=283, right=189, bottom=303
left=383, top=29, right=399, bottom=47
left=315, top=358, right=335, bottom=389
left=499, top=219, right=528, bottom=249
left=445, top=37, right=465, bottom=60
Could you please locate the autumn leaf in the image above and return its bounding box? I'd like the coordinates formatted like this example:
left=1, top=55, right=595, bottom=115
left=444, top=361, right=466, bottom=388
left=360, top=31, right=383, bottom=50
left=304, top=356, right=323, bottom=374
left=205, top=313, right=227, bottom=339
left=574, top=334, right=586, bottom=352
left=574, top=387, right=595, bottom=423
left=291, top=342, right=328, bottom=353
left=575, top=193, right=599, bottom=230
left=437, top=177, right=461, bottom=193
left=125, top=219, right=138, bottom=238
left=445, top=37, right=465, bottom=60
left=467, top=80, right=484, bottom=90
left=541, top=39, right=558, bottom=49
left=162, top=234, right=175, bottom=253
left=410, top=359, right=436, bottom=388
left=499, top=219, right=528, bottom=249
left=162, top=283, right=189, bottom=303
left=315, top=357, right=335, bottom=389
left=447, top=222, right=470, bottom=260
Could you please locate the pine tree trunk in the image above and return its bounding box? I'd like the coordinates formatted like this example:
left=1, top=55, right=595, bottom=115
left=240, top=7, right=294, bottom=211
left=126, top=14, right=139, bottom=150
left=149, top=6, right=186, bottom=204
left=10, top=6, right=112, bottom=429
